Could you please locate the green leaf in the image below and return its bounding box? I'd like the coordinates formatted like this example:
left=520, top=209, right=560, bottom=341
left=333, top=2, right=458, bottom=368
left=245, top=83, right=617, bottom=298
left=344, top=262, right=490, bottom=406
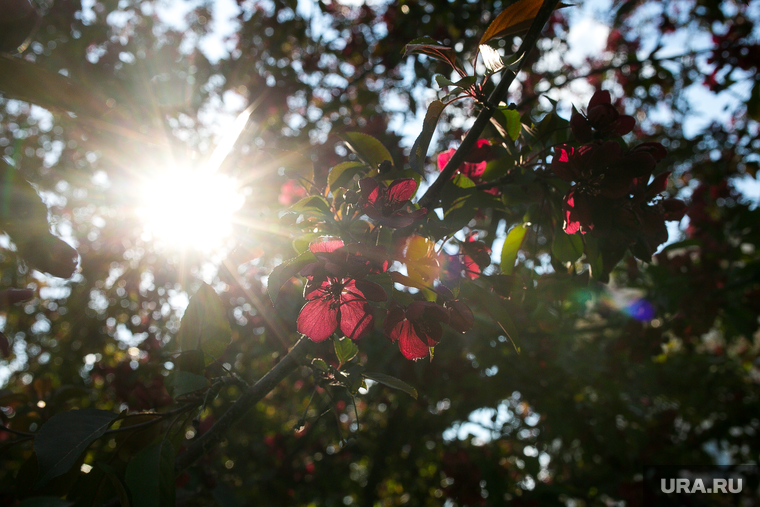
left=176, top=283, right=231, bottom=363
left=339, top=132, right=394, bottom=170
left=168, top=371, right=210, bottom=399
left=34, top=409, right=118, bottom=488
left=452, top=173, right=476, bottom=189
left=481, top=155, right=516, bottom=181
left=333, top=336, right=359, bottom=367
left=267, top=251, right=316, bottom=305
left=363, top=372, right=418, bottom=400
left=17, top=498, right=74, bottom=507
left=125, top=441, right=175, bottom=507
left=410, top=100, right=445, bottom=174
left=311, top=358, right=329, bottom=373
left=500, top=224, right=528, bottom=275
left=500, top=108, right=522, bottom=141
left=552, top=224, right=584, bottom=264
left=327, top=161, right=367, bottom=191
left=288, top=195, right=332, bottom=216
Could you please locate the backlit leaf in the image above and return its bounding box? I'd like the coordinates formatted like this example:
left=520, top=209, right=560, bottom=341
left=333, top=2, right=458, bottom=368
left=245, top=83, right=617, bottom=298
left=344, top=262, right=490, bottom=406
left=480, top=0, right=571, bottom=44
left=34, top=409, right=118, bottom=488
left=501, top=223, right=528, bottom=275
left=363, top=372, right=418, bottom=399
left=327, top=161, right=367, bottom=191
left=267, top=251, right=317, bottom=305
left=288, top=195, right=332, bottom=216
left=501, top=108, right=522, bottom=141
left=339, top=132, right=394, bottom=170
left=334, top=336, right=359, bottom=367
left=176, top=283, right=231, bottom=363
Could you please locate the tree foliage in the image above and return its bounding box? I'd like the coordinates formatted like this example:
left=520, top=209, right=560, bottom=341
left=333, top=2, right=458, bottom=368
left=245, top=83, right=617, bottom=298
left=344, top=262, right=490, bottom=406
left=1, top=0, right=759, bottom=506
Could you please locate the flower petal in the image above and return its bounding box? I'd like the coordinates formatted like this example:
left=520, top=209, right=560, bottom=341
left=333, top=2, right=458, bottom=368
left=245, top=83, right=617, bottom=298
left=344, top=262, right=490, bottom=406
left=386, top=178, right=418, bottom=205
left=437, top=148, right=456, bottom=172
left=396, top=321, right=431, bottom=360
left=570, top=107, right=593, bottom=143
left=588, top=90, right=611, bottom=109
left=550, top=146, right=578, bottom=182
left=310, top=238, right=345, bottom=254
left=297, top=298, right=338, bottom=342
left=340, top=299, right=374, bottom=340
left=383, top=304, right=406, bottom=341
left=359, top=178, right=380, bottom=206
left=303, top=277, right=329, bottom=300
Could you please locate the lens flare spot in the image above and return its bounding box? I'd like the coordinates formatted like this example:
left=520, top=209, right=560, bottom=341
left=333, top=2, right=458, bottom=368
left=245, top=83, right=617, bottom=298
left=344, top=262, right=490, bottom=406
left=625, top=299, right=655, bottom=322
left=138, top=168, right=244, bottom=251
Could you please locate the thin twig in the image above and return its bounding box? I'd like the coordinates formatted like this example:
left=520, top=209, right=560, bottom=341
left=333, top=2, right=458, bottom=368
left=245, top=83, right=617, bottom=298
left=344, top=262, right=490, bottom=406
left=418, top=0, right=562, bottom=210
left=173, top=336, right=313, bottom=473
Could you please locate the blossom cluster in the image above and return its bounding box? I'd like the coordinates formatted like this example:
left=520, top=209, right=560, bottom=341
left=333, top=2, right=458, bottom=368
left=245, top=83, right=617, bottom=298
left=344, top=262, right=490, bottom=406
left=296, top=185, right=474, bottom=360
left=437, top=139, right=500, bottom=195
left=552, top=90, right=687, bottom=264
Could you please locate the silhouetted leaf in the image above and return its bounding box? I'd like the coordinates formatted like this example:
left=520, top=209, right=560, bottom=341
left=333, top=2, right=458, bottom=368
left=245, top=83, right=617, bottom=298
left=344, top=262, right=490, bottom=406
left=168, top=371, right=210, bottom=399
left=403, top=38, right=458, bottom=68
left=434, top=75, right=477, bottom=90
left=410, top=100, right=445, bottom=174
left=94, top=462, right=131, bottom=507
left=125, top=440, right=175, bottom=507
left=34, top=409, right=118, bottom=488
left=0, top=54, right=109, bottom=118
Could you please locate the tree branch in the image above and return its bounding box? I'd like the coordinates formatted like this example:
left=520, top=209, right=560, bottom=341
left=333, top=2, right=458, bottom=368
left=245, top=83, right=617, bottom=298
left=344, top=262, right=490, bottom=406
left=418, top=0, right=562, bottom=210
left=173, top=336, right=313, bottom=473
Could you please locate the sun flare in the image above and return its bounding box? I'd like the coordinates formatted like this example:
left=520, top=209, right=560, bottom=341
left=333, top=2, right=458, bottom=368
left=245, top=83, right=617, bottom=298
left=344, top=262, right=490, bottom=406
left=137, top=167, right=244, bottom=251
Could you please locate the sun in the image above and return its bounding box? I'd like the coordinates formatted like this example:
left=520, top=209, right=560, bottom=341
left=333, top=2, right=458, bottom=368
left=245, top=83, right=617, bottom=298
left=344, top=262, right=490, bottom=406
left=137, top=166, right=244, bottom=251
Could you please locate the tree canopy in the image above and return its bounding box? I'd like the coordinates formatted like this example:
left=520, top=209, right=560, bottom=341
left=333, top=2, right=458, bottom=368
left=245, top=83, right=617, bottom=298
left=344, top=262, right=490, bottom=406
left=1, top=0, right=760, bottom=506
